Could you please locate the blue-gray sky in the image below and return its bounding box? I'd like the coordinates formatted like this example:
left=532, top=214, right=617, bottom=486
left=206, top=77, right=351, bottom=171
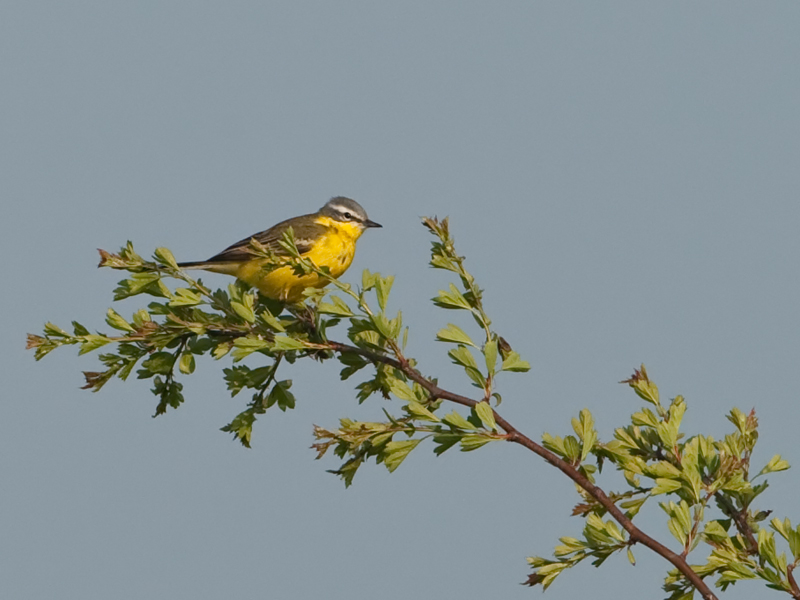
left=3, top=3, right=800, bottom=599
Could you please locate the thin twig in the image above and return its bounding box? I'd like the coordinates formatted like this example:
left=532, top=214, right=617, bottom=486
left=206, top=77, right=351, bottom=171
left=324, top=340, right=719, bottom=600
left=787, top=564, right=800, bottom=600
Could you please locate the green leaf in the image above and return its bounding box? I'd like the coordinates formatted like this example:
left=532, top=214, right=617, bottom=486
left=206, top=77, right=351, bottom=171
left=483, top=339, right=498, bottom=373
left=139, top=352, right=175, bottom=376
left=105, top=308, right=134, bottom=332
left=272, top=336, right=306, bottom=351
left=169, top=288, right=203, bottom=307
left=388, top=378, right=417, bottom=402
left=435, top=323, right=475, bottom=347
left=620, top=496, right=647, bottom=518
left=178, top=353, right=195, bottom=375
left=375, top=275, right=394, bottom=311
left=318, top=295, right=354, bottom=317
left=572, top=408, right=597, bottom=461
left=361, top=269, right=378, bottom=292
left=460, top=434, right=493, bottom=452
left=442, top=410, right=477, bottom=431
left=154, top=247, right=179, bottom=269
left=405, top=401, right=440, bottom=422
left=758, top=529, right=780, bottom=570
left=383, top=439, right=421, bottom=472
left=231, top=336, right=270, bottom=360
left=259, top=310, right=286, bottom=332
left=501, top=351, right=530, bottom=372
left=474, top=401, right=497, bottom=431
left=432, top=284, right=471, bottom=310
left=432, top=433, right=461, bottom=455
left=231, top=300, right=256, bottom=323
left=448, top=346, right=477, bottom=371
left=44, top=322, right=70, bottom=337
left=756, top=454, right=790, bottom=478
left=131, top=310, right=151, bottom=327
left=269, top=380, right=296, bottom=411
left=79, top=334, right=111, bottom=355
left=72, top=321, right=90, bottom=336
left=220, top=408, right=256, bottom=448
left=651, top=478, right=682, bottom=495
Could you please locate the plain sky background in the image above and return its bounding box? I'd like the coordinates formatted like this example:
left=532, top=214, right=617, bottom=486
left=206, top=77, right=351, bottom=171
left=3, top=3, right=800, bottom=599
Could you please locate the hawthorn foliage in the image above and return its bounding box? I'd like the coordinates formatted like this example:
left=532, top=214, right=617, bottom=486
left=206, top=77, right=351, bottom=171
left=28, top=217, right=799, bottom=600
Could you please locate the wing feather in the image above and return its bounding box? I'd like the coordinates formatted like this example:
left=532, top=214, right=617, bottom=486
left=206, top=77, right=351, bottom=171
left=203, top=215, right=327, bottom=263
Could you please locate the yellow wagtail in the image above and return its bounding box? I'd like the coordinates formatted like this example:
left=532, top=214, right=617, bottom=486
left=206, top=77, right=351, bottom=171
left=178, top=196, right=381, bottom=302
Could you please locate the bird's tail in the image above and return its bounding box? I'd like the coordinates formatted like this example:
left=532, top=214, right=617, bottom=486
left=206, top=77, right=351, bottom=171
left=176, top=261, right=209, bottom=269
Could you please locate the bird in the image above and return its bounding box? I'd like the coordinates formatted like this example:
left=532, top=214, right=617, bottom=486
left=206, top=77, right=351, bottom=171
left=178, top=196, right=381, bottom=302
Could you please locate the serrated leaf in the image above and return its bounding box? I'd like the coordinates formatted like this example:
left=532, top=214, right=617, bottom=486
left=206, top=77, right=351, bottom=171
left=483, top=339, right=498, bottom=373
left=361, top=269, right=378, bottom=291
left=169, top=288, right=203, bottom=307
left=501, top=351, right=530, bottom=372
left=388, top=379, right=417, bottom=402
left=432, top=284, right=471, bottom=310
left=318, top=295, right=354, bottom=317
left=231, top=300, right=256, bottom=323
left=442, top=410, right=477, bottom=430
left=139, top=352, right=175, bottom=376
left=105, top=308, right=134, bottom=332
left=435, top=323, right=475, bottom=346
left=272, top=336, right=306, bottom=351
left=78, top=334, right=111, bottom=355
left=652, top=478, right=682, bottom=495
left=220, top=409, right=256, bottom=448
left=231, top=336, right=270, bottom=360
left=154, top=247, right=179, bottom=269
left=72, top=321, right=90, bottom=336
left=260, top=310, right=286, bottom=332
left=757, top=454, right=791, bottom=478
left=460, top=434, right=492, bottom=452
left=447, top=345, right=478, bottom=370
left=44, top=322, right=70, bottom=337
left=474, top=401, right=497, bottom=431
left=269, top=380, right=296, bottom=411
left=375, top=275, right=394, bottom=311
left=383, top=439, right=421, bottom=472
left=405, top=401, right=440, bottom=422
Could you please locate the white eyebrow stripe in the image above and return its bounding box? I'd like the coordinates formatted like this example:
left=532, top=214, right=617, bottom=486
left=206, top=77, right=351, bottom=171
left=330, top=205, right=362, bottom=219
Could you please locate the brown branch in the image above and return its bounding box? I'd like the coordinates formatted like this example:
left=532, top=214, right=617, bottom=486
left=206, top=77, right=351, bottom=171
left=715, top=494, right=758, bottom=555
left=788, top=564, right=800, bottom=600
left=324, top=340, right=719, bottom=600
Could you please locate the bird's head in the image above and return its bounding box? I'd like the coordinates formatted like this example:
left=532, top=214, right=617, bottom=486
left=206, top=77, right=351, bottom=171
left=320, top=197, right=382, bottom=230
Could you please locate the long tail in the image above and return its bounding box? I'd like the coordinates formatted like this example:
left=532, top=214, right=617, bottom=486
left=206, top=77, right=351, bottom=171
left=176, top=261, right=211, bottom=269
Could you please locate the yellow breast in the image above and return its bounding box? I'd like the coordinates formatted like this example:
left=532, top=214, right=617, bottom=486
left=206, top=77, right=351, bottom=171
left=234, top=217, right=364, bottom=302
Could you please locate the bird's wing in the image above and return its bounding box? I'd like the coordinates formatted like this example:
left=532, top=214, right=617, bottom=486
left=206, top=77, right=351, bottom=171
left=204, top=216, right=328, bottom=263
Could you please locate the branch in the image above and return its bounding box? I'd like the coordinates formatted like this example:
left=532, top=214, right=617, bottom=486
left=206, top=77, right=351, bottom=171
left=324, top=340, right=719, bottom=600
left=788, top=564, right=800, bottom=600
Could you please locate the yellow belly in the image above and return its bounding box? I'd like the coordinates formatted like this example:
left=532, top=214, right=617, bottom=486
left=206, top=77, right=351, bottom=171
left=230, top=230, right=357, bottom=302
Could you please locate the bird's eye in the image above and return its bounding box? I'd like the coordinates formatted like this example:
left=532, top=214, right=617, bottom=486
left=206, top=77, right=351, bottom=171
left=344, top=212, right=352, bottom=219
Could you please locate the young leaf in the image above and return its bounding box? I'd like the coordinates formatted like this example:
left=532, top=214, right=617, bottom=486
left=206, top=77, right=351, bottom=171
left=375, top=275, right=394, bottom=311
left=272, top=336, right=306, bottom=351
left=105, top=308, right=134, bottom=332
left=383, top=439, right=421, bottom=472
left=500, top=351, right=530, bottom=372
left=432, top=284, right=471, bottom=310
left=474, top=401, right=497, bottom=432
left=483, top=339, right=498, bottom=373
left=435, top=323, right=475, bottom=347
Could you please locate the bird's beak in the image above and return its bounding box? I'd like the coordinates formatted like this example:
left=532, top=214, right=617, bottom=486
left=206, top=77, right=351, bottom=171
left=364, top=219, right=382, bottom=228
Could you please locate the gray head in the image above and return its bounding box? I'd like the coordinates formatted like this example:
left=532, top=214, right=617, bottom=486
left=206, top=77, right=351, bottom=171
left=319, top=196, right=382, bottom=229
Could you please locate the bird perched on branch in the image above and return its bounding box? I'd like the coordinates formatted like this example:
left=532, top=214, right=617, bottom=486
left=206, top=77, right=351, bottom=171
left=178, top=196, right=381, bottom=302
